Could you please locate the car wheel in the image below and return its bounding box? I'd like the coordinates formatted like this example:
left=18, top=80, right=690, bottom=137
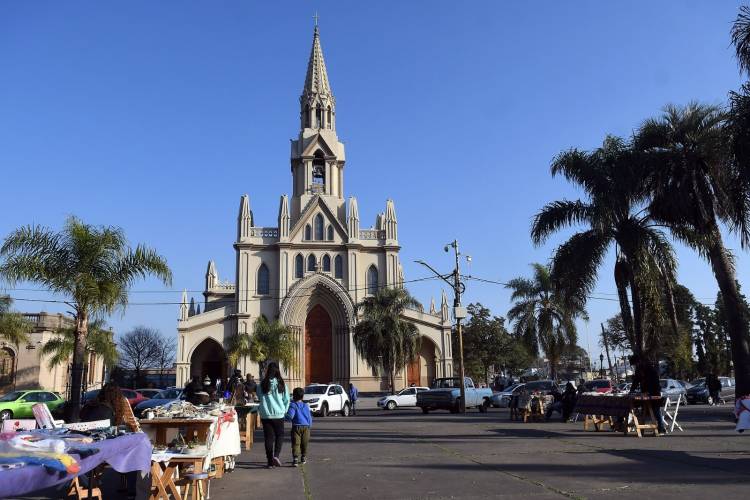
left=421, top=407, right=429, bottom=414
left=450, top=399, right=461, bottom=414
left=342, top=403, right=350, bottom=417
left=680, top=395, right=687, bottom=406
left=386, top=400, right=397, bottom=411
left=0, top=410, right=12, bottom=420
left=479, top=399, right=490, bottom=413
left=320, top=403, right=329, bottom=417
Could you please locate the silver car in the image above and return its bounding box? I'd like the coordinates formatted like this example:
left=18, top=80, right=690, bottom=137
left=660, top=378, right=687, bottom=405
left=490, top=383, right=524, bottom=408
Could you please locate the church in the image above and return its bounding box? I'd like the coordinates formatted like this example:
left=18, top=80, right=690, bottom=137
left=175, top=26, right=453, bottom=392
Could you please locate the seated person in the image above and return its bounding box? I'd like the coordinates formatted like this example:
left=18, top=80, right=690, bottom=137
left=80, top=383, right=125, bottom=426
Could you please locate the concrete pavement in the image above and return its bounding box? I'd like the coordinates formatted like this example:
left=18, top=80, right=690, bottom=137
left=213, top=404, right=750, bottom=500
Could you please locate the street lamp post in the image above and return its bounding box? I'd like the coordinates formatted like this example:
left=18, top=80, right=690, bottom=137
left=599, top=353, right=605, bottom=378
left=416, top=240, right=468, bottom=413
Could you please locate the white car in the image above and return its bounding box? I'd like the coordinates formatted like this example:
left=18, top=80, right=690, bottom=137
left=490, top=383, right=524, bottom=408
left=303, top=384, right=351, bottom=417
left=377, top=386, right=430, bottom=410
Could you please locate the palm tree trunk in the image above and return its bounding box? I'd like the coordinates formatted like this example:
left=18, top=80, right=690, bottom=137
left=66, top=311, right=88, bottom=422
left=662, top=275, right=680, bottom=339
left=614, top=259, right=636, bottom=348
left=706, top=228, right=750, bottom=397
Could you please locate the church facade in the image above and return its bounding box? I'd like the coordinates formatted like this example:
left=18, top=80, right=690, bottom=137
left=176, top=27, right=453, bottom=392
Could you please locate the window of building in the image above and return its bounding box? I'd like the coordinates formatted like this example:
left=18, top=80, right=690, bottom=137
left=367, top=265, right=379, bottom=295
left=312, top=150, right=325, bottom=191
left=327, top=225, right=334, bottom=241
left=334, top=255, right=343, bottom=279
left=304, top=224, right=311, bottom=240
left=257, top=263, right=270, bottom=295
left=316, top=107, right=323, bottom=128
left=304, top=105, right=310, bottom=128
left=307, top=254, right=316, bottom=272
left=314, top=214, right=324, bottom=241
left=322, top=254, right=331, bottom=272
left=295, top=254, right=304, bottom=279
left=327, top=107, right=332, bottom=129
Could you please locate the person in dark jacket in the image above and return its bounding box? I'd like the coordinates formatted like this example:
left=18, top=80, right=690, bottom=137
left=561, top=382, right=578, bottom=422
left=285, top=387, right=313, bottom=467
left=184, top=375, right=203, bottom=405
left=630, top=353, right=665, bottom=434
left=707, top=372, right=723, bottom=405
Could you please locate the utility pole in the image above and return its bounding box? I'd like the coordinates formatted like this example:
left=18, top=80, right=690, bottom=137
left=601, top=323, right=615, bottom=380
left=416, top=239, right=468, bottom=413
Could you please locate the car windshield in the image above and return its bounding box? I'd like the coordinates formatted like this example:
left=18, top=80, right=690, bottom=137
left=0, top=391, right=24, bottom=402
left=397, top=389, right=412, bottom=395
left=588, top=381, right=610, bottom=389
left=660, top=380, right=670, bottom=388
left=504, top=384, right=522, bottom=393
left=304, top=386, right=328, bottom=395
left=433, top=378, right=461, bottom=389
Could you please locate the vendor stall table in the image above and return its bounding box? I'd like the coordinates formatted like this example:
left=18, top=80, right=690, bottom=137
left=150, top=450, right=208, bottom=500
left=0, top=431, right=152, bottom=499
left=574, top=394, right=664, bottom=437
left=139, top=418, right=214, bottom=447
left=235, top=403, right=260, bottom=450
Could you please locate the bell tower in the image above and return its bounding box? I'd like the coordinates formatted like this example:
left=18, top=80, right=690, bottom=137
left=290, top=24, right=347, bottom=224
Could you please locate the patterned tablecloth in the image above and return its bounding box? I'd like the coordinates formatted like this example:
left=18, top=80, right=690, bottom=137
left=0, top=431, right=152, bottom=498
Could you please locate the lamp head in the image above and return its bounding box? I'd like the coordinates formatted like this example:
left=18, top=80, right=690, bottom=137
left=444, top=245, right=449, bottom=253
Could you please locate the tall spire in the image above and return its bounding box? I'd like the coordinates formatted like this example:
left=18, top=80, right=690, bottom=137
left=300, top=25, right=335, bottom=131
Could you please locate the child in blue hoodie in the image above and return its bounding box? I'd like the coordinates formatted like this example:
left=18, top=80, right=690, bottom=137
left=285, top=387, right=313, bottom=466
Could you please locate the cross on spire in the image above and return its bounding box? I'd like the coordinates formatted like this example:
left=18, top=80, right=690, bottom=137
left=313, top=12, right=319, bottom=27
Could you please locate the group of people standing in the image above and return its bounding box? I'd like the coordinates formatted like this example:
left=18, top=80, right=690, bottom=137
left=183, top=371, right=257, bottom=406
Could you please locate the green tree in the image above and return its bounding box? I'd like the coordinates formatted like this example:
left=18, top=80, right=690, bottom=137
left=0, top=295, right=31, bottom=346
left=635, top=103, right=750, bottom=395
left=228, top=316, right=297, bottom=373
left=532, top=136, right=678, bottom=357
left=455, top=303, right=510, bottom=383
left=0, top=217, right=171, bottom=421
left=506, top=263, right=587, bottom=380
left=40, top=319, right=118, bottom=374
left=353, top=287, right=421, bottom=394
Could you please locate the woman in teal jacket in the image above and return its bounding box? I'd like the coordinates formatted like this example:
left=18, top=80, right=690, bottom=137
left=256, top=362, right=290, bottom=467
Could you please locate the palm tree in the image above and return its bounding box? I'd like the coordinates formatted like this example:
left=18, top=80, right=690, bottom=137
left=228, top=316, right=297, bottom=373
left=0, top=217, right=171, bottom=421
left=731, top=5, right=750, bottom=76
left=634, top=103, right=750, bottom=396
left=40, top=319, right=118, bottom=373
left=531, top=136, right=678, bottom=356
left=353, top=287, right=421, bottom=394
left=0, top=295, right=31, bottom=346
left=506, top=263, right=586, bottom=380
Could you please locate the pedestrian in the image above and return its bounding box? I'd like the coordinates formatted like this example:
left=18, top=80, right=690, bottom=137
left=256, top=362, right=290, bottom=468
left=245, top=373, right=257, bottom=401
left=707, top=372, right=722, bottom=405
left=545, top=385, right=563, bottom=421
left=560, top=382, right=578, bottom=422
left=348, top=382, right=358, bottom=416
left=285, top=387, right=312, bottom=466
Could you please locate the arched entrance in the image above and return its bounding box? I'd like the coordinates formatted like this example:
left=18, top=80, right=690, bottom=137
left=408, top=337, right=438, bottom=387
left=305, top=305, right=332, bottom=385
left=190, top=338, right=227, bottom=384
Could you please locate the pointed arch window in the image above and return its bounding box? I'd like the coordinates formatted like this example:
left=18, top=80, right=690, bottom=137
left=257, top=263, right=270, bottom=295
left=327, top=107, right=332, bottom=129
left=295, top=254, right=304, bottom=279
left=315, top=107, right=323, bottom=128
left=304, top=224, right=312, bottom=241
left=367, top=265, right=379, bottom=295
left=304, top=105, right=310, bottom=128
left=314, top=214, right=324, bottom=240
left=307, top=254, right=317, bottom=272
left=322, top=254, right=331, bottom=273
left=334, top=255, right=343, bottom=279
left=327, top=225, right=334, bottom=241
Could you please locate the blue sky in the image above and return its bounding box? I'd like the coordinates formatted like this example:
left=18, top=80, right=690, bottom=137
left=1, top=1, right=749, bottom=362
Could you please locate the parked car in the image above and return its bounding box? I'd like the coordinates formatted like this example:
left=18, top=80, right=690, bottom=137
left=136, top=388, right=163, bottom=399
left=416, top=377, right=493, bottom=413
left=83, top=388, right=147, bottom=408
left=677, top=380, right=693, bottom=390
left=303, top=384, right=351, bottom=417
left=686, top=377, right=735, bottom=405
left=615, top=382, right=631, bottom=393
left=377, top=386, right=430, bottom=410
left=0, top=390, right=65, bottom=420
left=133, top=388, right=184, bottom=418
left=490, top=383, right=524, bottom=408
left=582, top=379, right=613, bottom=393
left=660, top=379, right=687, bottom=405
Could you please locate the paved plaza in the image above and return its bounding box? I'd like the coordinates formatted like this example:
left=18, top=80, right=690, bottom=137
left=210, top=400, right=749, bottom=500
